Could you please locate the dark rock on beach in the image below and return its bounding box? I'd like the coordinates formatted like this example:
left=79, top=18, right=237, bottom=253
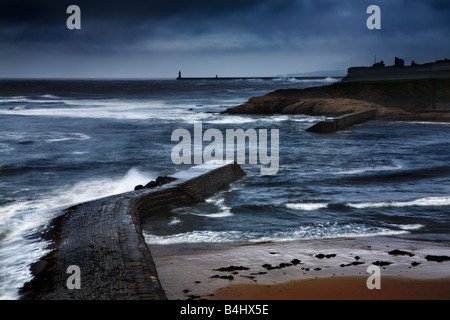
left=425, top=255, right=450, bottom=262
left=250, top=272, right=267, bottom=275
left=262, top=262, right=294, bottom=270
left=315, top=253, right=336, bottom=259
left=210, top=275, right=234, bottom=280
left=213, top=266, right=250, bottom=272
left=373, top=261, right=392, bottom=267
left=340, top=261, right=365, bottom=267
left=279, top=263, right=293, bottom=268
left=388, top=249, right=415, bottom=257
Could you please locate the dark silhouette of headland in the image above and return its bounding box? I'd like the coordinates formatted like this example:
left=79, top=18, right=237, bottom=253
left=342, top=57, right=450, bottom=82
left=223, top=56, right=450, bottom=127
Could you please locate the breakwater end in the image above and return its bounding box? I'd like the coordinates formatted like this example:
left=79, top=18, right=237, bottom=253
left=19, top=161, right=245, bottom=300
left=306, top=109, right=378, bottom=133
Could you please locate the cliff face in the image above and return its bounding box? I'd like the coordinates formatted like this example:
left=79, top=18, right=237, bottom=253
left=227, top=97, right=406, bottom=119
left=224, top=78, right=450, bottom=120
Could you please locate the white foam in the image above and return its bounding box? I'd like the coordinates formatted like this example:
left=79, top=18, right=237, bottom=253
left=168, top=217, right=182, bottom=226
left=0, top=168, right=156, bottom=235
left=144, top=223, right=409, bottom=245
left=0, top=167, right=156, bottom=299
left=396, top=224, right=424, bottom=230
left=45, top=133, right=91, bottom=143
left=144, top=230, right=239, bottom=244
left=336, top=164, right=403, bottom=175
left=407, top=121, right=450, bottom=126
left=40, top=94, right=60, bottom=99
left=271, top=77, right=340, bottom=83
left=286, top=203, right=328, bottom=211
left=205, top=116, right=257, bottom=125
left=196, top=197, right=233, bottom=218
left=348, top=196, right=450, bottom=209
left=0, top=99, right=175, bottom=120
left=0, top=143, right=14, bottom=154
left=253, top=229, right=409, bottom=243
left=324, top=77, right=340, bottom=83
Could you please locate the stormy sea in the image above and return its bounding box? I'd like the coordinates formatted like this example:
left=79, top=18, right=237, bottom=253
left=1, top=78, right=449, bottom=299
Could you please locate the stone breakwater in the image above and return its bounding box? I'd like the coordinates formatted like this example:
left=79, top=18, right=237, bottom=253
left=19, top=161, right=246, bottom=300
left=306, top=109, right=378, bottom=133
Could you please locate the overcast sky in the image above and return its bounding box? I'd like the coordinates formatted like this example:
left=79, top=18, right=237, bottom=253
left=1, top=0, right=449, bottom=78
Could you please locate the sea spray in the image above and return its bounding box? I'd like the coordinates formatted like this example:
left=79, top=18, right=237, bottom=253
left=0, top=167, right=156, bottom=299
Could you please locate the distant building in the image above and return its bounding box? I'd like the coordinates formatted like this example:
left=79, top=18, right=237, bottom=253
left=372, top=60, right=385, bottom=68
left=432, top=59, right=450, bottom=71
left=342, top=57, right=450, bottom=82
left=394, top=57, right=404, bottom=67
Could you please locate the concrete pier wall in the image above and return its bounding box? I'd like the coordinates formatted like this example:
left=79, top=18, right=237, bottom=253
left=306, top=109, right=378, bottom=133
left=19, top=161, right=245, bottom=300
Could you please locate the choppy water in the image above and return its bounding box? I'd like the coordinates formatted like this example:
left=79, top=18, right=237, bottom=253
left=1, top=78, right=449, bottom=299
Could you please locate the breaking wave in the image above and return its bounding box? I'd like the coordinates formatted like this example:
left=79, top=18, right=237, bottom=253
left=143, top=222, right=410, bottom=245
left=348, top=196, right=450, bottom=209
left=286, top=196, right=450, bottom=212
left=0, top=168, right=156, bottom=299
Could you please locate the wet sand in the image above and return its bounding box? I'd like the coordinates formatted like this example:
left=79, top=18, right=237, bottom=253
left=148, top=236, right=450, bottom=300
left=212, top=276, right=450, bottom=300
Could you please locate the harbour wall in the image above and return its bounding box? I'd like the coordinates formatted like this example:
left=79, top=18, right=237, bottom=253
left=19, top=161, right=246, bottom=300
left=306, top=109, right=378, bottom=133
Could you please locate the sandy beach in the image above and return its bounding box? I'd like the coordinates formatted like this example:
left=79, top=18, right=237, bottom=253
left=212, top=276, right=450, bottom=300
left=149, top=236, right=450, bottom=300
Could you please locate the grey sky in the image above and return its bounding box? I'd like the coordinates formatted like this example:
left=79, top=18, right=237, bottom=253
left=1, top=0, right=449, bottom=78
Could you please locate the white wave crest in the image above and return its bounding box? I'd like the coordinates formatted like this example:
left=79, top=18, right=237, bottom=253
left=286, top=203, right=328, bottom=211
left=348, top=196, right=450, bottom=209
left=193, top=197, right=233, bottom=218
left=396, top=224, right=424, bottom=230
left=45, top=133, right=91, bottom=143
left=144, top=223, right=409, bottom=245
left=336, top=164, right=403, bottom=175
left=0, top=167, right=157, bottom=299
left=168, top=217, right=182, bottom=226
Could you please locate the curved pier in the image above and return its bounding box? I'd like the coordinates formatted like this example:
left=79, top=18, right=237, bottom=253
left=19, top=161, right=246, bottom=300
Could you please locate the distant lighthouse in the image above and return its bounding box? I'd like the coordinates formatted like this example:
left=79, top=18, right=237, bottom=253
left=177, top=71, right=182, bottom=80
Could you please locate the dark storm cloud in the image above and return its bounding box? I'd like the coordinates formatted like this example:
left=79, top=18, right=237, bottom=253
left=0, top=0, right=449, bottom=77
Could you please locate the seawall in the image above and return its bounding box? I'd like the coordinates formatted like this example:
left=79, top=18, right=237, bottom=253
left=19, top=161, right=246, bottom=300
left=306, top=109, right=378, bottom=133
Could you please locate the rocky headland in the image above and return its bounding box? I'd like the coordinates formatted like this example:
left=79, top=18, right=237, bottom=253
left=223, top=78, right=450, bottom=122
